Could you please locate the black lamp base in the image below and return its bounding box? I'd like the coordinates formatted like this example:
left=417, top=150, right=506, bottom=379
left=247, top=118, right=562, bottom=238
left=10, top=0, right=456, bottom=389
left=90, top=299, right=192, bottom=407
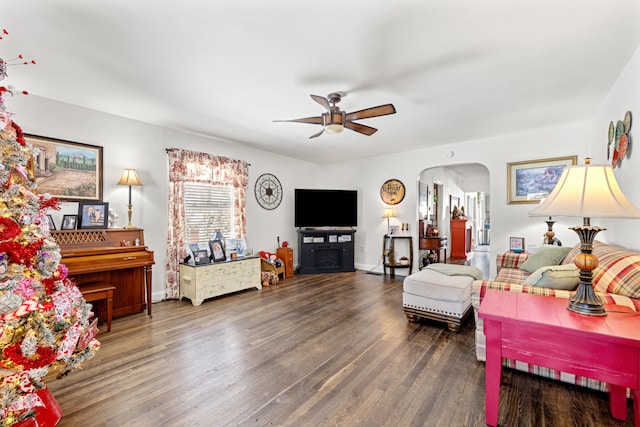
left=568, top=283, right=606, bottom=316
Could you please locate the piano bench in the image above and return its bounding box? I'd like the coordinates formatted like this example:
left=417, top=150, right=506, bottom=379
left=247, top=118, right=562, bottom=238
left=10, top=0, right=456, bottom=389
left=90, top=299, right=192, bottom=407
left=81, top=284, right=116, bottom=332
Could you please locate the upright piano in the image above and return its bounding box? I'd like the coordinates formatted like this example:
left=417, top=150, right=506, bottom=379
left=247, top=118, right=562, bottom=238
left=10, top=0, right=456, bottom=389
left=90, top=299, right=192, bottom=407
left=50, top=228, right=155, bottom=318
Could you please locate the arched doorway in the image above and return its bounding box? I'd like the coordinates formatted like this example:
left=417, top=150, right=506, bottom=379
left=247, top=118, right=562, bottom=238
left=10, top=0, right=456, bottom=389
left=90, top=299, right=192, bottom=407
left=417, top=163, right=490, bottom=271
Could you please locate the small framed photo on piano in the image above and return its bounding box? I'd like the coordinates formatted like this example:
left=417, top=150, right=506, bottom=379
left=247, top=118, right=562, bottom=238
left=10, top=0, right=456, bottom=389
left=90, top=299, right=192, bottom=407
left=61, top=214, right=78, bottom=230
left=78, top=202, right=109, bottom=229
left=46, top=214, right=56, bottom=231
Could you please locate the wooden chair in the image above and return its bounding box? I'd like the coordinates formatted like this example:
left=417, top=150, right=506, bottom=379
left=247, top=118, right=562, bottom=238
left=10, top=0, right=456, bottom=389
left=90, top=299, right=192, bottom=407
left=260, top=257, right=285, bottom=280
left=81, top=283, right=116, bottom=332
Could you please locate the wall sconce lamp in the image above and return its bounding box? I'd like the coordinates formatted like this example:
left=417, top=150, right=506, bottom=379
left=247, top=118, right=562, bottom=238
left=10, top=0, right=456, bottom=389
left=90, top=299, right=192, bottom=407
left=383, top=208, right=395, bottom=235
left=529, top=158, right=640, bottom=316
left=117, top=168, right=143, bottom=229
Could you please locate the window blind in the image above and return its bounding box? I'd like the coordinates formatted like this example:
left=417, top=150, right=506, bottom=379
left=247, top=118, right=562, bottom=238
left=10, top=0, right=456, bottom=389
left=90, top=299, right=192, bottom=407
left=184, top=183, right=233, bottom=244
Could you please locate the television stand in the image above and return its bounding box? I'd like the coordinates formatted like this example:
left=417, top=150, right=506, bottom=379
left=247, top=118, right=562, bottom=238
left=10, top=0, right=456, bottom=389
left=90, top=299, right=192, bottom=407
left=297, top=229, right=355, bottom=274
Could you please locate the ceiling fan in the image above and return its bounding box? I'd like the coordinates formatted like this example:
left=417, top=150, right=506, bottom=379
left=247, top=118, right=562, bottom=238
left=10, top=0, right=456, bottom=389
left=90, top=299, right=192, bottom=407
left=274, top=92, right=396, bottom=139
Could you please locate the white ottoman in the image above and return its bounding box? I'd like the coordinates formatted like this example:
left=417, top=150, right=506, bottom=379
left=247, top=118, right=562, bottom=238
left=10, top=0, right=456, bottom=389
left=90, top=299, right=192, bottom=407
left=402, top=265, right=482, bottom=331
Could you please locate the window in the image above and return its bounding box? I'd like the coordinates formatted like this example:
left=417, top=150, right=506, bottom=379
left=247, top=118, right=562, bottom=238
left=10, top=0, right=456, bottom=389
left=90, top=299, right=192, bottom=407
left=184, top=183, right=233, bottom=244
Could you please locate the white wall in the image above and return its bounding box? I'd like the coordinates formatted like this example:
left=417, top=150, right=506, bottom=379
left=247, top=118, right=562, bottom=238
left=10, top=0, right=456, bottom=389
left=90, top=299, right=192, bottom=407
left=590, top=44, right=640, bottom=250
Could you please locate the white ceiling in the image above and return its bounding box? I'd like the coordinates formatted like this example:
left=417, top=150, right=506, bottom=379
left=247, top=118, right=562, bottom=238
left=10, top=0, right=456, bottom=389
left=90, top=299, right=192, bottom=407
left=3, top=1, right=640, bottom=164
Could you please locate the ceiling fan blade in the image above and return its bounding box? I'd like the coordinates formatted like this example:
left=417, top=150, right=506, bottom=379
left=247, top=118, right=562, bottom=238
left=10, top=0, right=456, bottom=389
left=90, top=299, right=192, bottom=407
left=345, top=104, right=396, bottom=121
left=310, top=94, right=331, bottom=112
left=344, top=121, right=378, bottom=136
left=309, top=128, right=325, bottom=139
left=273, top=116, right=323, bottom=125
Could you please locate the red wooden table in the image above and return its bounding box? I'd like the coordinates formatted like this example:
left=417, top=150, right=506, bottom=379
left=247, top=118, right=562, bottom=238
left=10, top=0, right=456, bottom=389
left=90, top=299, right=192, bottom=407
left=479, top=289, right=640, bottom=427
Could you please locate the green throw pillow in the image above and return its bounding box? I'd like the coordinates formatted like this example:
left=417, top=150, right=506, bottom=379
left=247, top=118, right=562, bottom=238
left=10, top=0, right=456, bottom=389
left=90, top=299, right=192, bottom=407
left=519, top=245, right=572, bottom=273
left=522, top=264, right=580, bottom=290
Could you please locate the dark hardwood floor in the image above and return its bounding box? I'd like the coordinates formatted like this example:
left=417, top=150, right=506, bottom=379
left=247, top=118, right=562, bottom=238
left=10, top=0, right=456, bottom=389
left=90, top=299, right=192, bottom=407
left=47, top=264, right=635, bottom=426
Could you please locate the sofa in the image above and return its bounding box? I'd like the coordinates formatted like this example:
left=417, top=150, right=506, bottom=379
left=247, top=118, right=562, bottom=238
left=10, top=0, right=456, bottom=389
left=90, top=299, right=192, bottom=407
left=472, top=241, right=640, bottom=392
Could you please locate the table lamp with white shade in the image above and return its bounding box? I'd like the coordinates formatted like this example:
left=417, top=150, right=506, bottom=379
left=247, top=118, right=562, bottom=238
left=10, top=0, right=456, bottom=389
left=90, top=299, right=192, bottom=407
left=117, top=168, right=143, bottom=229
left=529, top=158, right=640, bottom=316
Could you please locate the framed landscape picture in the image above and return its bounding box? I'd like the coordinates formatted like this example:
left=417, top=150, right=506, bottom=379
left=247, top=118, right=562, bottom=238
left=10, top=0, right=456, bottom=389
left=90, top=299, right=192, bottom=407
left=507, top=156, right=577, bottom=204
left=25, top=134, right=103, bottom=201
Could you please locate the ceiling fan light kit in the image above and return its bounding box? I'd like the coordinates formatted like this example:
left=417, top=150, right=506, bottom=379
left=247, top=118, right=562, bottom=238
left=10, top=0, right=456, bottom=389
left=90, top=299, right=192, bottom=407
left=275, top=92, right=396, bottom=139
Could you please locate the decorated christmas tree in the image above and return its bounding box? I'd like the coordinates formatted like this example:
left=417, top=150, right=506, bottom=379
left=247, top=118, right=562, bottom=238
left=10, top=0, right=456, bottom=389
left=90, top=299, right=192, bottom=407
left=0, top=30, right=100, bottom=426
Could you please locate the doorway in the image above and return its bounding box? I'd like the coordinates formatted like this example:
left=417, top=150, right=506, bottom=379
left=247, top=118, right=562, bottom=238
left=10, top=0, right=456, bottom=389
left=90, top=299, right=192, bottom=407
left=417, top=163, right=490, bottom=269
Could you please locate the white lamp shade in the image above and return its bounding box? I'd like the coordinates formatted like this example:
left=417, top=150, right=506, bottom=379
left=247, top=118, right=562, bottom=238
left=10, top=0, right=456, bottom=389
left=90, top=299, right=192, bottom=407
left=117, top=169, right=143, bottom=186
left=529, top=163, right=640, bottom=219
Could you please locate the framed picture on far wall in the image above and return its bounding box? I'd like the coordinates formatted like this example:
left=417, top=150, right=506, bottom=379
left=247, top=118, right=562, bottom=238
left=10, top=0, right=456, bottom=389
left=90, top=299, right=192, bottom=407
left=24, top=134, right=103, bottom=201
left=507, top=156, right=577, bottom=204
left=209, top=239, right=226, bottom=262
left=77, top=202, right=109, bottom=229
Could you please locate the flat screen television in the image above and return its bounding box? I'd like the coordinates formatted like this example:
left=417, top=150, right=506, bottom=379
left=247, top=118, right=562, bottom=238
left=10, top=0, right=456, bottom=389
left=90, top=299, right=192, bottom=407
left=294, top=189, right=357, bottom=228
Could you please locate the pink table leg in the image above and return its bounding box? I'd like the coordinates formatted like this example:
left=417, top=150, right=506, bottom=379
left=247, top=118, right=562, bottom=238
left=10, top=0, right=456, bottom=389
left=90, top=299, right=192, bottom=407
left=633, top=389, right=640, bottom=427
left=609, top=384, right=627, bottom=421
left=484, top=319, right=501, bottom=427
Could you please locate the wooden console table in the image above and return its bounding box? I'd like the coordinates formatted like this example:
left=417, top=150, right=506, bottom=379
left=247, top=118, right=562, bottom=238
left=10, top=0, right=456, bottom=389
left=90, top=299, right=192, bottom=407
left=479, top=290, right=640, bottom=426
left=419, top=235, right=447, bottom=264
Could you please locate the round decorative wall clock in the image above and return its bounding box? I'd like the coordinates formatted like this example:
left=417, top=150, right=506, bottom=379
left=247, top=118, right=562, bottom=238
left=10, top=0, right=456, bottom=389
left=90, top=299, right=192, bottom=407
left=254, top=173, right=283, bottom=210
left=380, top=178, right=405, bottom=205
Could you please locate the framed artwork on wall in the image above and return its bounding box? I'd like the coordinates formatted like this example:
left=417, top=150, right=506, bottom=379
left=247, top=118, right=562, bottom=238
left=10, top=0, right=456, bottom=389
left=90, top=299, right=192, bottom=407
left=418, top=182, right=429, bottom=218
left=450, top=195, right=460, bottom=215
left=507, top=156, right=577, bottom=204
left=24, top=134, right=103, bottom=201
